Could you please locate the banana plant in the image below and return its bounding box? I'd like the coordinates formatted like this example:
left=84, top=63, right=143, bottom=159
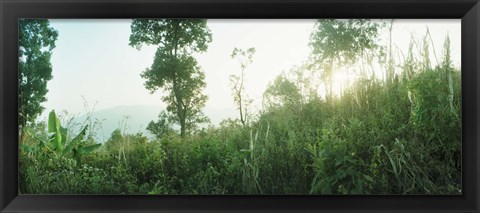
left=47, top=110, right=101, bottom=159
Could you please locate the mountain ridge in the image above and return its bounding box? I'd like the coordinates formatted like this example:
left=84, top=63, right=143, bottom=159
left=73, top=104, right=237, bottom=143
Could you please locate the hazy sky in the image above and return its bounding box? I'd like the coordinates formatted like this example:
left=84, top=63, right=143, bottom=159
left=41, top=19, right=461, bottom=124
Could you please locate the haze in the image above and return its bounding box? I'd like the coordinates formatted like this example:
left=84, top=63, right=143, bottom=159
left=41, top=19, right=461, bottom=126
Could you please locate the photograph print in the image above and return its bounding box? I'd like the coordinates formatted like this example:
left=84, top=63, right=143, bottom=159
left=18, top=19, right=461, bottom=195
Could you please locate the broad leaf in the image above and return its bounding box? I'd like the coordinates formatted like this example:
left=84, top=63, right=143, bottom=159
left=78, top=143, right=101, bottom=154
left=64, top=125, right=88, bottom=155
left=60, top=126, right=68, bottom=147
left=47, top=110, right=57, bottom=132
left=55, top=128, right=63, bottom=152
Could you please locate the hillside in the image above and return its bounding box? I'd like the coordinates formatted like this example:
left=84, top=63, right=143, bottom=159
left=74, top=105, right=237, bottom=142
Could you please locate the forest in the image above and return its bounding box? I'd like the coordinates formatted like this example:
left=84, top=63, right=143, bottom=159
left=18, top=19, right=461, bottom=194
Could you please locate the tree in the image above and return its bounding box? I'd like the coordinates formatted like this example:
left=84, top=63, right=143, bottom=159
left=129, top=19, right=212, bottom=137
left=309, top=19, right=380, bottom=98
left=104, top=128, right=127, bottom=162
left=230, top=47, right=255, bottom=127
left=105, top=129, right=123, bottom=153
left=146, top=111, right=174, bottom=139
left=19, top=19, right=58, bottom=128
left=263, top=74, right=302, bottom=108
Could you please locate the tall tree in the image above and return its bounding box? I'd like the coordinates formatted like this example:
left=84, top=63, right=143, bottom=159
left=230, top=47, right=255, bottom=127
left=129, top=19, right=212, bottom=137
left=19, top=19, right=58, bottom=128
left=309, top=19, right=380, bottom=98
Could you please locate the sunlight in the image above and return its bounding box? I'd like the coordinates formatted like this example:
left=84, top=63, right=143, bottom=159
left=326, top=69, right=359, bottom=98
left=314, top=67, right=361, bottom=99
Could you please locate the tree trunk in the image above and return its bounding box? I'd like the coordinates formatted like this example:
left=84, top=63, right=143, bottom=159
left=172, top=76, right=186, bottom=137
left=172, top=21, right=186, bottom=137
left=239, top=68, right=245, bottom=127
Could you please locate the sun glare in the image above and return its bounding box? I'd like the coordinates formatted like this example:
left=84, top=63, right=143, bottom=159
left=318, top=69, right=359, bottom=98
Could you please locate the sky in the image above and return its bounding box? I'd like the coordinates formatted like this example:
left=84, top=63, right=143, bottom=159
left=41, top=19, right=461, bottom=125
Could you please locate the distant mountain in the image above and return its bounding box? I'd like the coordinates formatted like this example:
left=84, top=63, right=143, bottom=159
left=75, top=105, right=162, bottom=143
left=74, top=105, right=238, bottom=143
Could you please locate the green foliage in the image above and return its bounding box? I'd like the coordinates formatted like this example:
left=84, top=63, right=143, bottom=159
left=310, top=19, right=380, bottom=65
left=19, top=19, right=58, bottom=127
left=146, top=111, right=175, bottom=139
left=230, top=47, right=256, bottom=127
left=309, top=19, right=380, bottom=98
left=46, top=110, right=102, bottom=159
left=104, top=129, right=123, bottom=156
left=130, top=19, right=212, bottom=137
left=20, top=154, right=114, bottom=194
left=20, top=19, right=460, bottom=195
left=263, top=74, right=302, bottom=108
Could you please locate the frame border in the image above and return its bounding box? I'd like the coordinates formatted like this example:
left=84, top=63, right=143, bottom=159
left=1, top=0, right=479, bottom=212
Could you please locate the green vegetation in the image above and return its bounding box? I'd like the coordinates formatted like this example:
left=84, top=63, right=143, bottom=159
left=230, top=47, right=256, bottom=127
left=129, top=19, right=212, bottom=137
left=19, top=19, right=461, bottom=195
left=19, top=19, right=58, bottom=128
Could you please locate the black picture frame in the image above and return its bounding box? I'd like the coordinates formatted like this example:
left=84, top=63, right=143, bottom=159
left=1, top=0, right=479, bottom=212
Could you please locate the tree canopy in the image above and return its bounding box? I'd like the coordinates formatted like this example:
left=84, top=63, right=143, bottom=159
left=310, top=19, right=380, bottom=65
left=19, top=19, right=58, bottom=127
left=129, top=19, right=212, bottom=137
left=309, top=19, right=380, bottom=98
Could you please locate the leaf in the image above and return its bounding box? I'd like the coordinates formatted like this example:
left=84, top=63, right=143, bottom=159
left=55, top=128, right=63, bottom=152
left=47, top=110, right=57, bottom=132
left=56, top=117, right=61, bottom=130
left=72, top=125, right=89, bottom=144
left=63, top=141, right=76, bottom=155
left=47, top=138, right=57, bottom=150
left=335, top=159, right=342, bottom=167
left=364, top=175, right=374, bottom=182
left=63, top=146, right=75, bottom=157
left=322, top=128, right=329, bottom=136
left=60, top=126, right=68, bottom=147
left=64, top=125, right=88, bottom=155
left=78, top=143, right=101, bottom=154
left=20, top=144, right=34, bottom=153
